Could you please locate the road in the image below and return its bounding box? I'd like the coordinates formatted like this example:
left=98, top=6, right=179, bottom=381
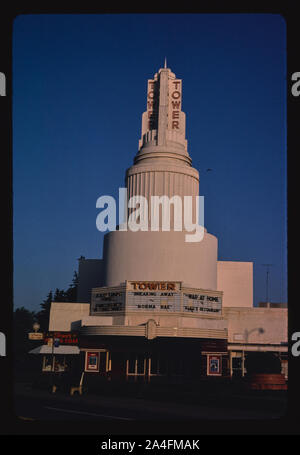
left=14, top=383, right=286, bottom=422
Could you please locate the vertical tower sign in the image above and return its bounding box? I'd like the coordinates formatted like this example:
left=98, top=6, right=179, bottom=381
left=147, top=79, right=158, bottom=130
left=140, top=67, right=186, bottom=151
left=168, top=79, right=182, bottom=130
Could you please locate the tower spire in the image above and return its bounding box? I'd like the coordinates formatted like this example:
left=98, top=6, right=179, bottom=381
left=138, top=65, right=188, bottom=160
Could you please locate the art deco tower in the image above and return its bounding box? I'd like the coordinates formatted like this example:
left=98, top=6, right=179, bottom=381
left=102, top=63, right=218, bottom=291
left=47, top=63, right=258, bottom=384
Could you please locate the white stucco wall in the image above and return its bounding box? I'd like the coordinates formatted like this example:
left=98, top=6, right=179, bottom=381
left=48, top=303, right=287, bottom=349
left=103, top=229, right=218, bottom=290
left=217, top=261, right=253, bottom=308
left=49, top=302, right=90, bottom=332
left=223, top=307, right=287, bottom=345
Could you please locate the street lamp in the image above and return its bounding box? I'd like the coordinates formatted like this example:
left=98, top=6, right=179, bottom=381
left=242, top=327, right=265, bottom=376
left=244, top=327, right=265, bottom=343
left=33, top=322, right=40, bottom=333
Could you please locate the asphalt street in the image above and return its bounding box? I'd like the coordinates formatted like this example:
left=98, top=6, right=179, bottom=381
left=14, top=383, right=286, bottom=422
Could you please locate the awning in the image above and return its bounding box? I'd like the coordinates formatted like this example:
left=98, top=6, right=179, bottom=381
left=29, top=345, right=80, bottom=355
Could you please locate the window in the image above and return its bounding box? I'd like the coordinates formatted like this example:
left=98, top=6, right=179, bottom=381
left=42, top=355, right=68, bottom=372
left=42, top=355, right=53, bottom=372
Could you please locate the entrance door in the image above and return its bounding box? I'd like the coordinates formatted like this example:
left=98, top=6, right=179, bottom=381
left=126, top=353, right=147, bottom=382
left=231, top=352, right=243, bottom=377
left=126, top=353, right=169, bottom=382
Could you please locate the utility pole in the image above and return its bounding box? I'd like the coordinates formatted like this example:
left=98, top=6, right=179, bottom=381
left=262, top=264, right=273, bottom=304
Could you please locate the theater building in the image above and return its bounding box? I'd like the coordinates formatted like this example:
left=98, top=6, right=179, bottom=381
left=44, top=63, right=287, bottom=384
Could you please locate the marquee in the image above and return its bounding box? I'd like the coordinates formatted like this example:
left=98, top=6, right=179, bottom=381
left=91, top=282, right=222, bottom=315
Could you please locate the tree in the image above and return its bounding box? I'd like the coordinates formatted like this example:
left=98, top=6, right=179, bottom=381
left=36, top=290, right=53, bottom=332
left=65, top=271, right=78, bottom=302
left=53, top=288, right=67, bottom=302
left=13, top=306, right=36, bottom=355
left=36, top=271, right=79, bottom=331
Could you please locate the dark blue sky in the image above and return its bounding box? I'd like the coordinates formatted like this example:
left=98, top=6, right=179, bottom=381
left=13, top=14, right=287, bottom=311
